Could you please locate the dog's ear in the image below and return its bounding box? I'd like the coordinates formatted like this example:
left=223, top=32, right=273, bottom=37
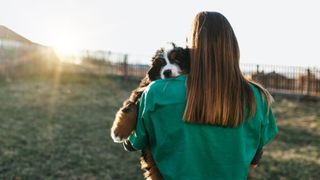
left=171, top=47, right=189, bottom=61
left=183, top=47, right=190, bottom=62
left=170, top=42, right=176, bottom=49
left=183, top=48, right=190, bottom=73
left=147, top=48, right=163, bottom=81
left=172, top=47, right=190, bottom=73
left=147, top=67, right=157, bottom=81
left=169, top=50, right=177, bottom=60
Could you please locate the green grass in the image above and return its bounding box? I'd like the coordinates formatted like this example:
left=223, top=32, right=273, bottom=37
left=0, top=73, right=319, bottom=179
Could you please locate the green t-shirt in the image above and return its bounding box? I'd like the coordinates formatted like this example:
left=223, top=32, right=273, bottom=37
left=129, top=74, right=278, bottom=180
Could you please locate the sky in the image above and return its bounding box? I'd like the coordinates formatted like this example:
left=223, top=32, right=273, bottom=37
left=0, top=0, right=319, bottom=66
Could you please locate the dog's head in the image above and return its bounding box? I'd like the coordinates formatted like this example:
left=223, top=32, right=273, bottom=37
left=147, top=43, right=189, bottom=81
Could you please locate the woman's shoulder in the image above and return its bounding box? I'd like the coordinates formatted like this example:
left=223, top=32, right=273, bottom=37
left=248, top=81, right=273, bottom=115
left=248, top=82, right=268, bottom=99
left=147, top=74, right=187, bottom=93
left=248, top=83, right=261, bottom=96
left=143, top=74, right=187, bottom=104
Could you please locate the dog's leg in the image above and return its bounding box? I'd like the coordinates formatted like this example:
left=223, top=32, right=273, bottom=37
left=111, top=102, right=138, bottom=143
left=111, top=76, right=149, bottom=143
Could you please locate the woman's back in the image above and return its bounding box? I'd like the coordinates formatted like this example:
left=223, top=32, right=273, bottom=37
left=129, top=75, right=278, bottom=180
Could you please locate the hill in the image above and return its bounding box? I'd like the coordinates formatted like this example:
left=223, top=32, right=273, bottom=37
left=0, top=25, right=32, bottom=44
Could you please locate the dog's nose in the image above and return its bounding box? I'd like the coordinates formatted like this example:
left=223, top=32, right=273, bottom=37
left=163, top=69, right=172, bottom=78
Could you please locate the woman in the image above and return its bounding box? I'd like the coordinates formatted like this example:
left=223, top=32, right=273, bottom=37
left=128, top=11, right=278, bottom=179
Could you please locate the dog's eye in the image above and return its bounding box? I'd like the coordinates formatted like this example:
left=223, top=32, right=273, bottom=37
left=158, top=58, right=166, bottom=65
left=169, top=51, right=177, bottom=60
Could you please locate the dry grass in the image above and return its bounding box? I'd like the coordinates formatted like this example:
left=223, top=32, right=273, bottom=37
left=0, top=73, right=319, bottom=179
left=0, top=73, right=142, bottom=179
left=250, top=98, right=320, bottom=179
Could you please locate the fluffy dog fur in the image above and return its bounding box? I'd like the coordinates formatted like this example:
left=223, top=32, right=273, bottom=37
left=111, top=43, right=190, bottom=180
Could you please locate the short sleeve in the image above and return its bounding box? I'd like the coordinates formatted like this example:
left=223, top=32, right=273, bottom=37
left=128, top=90, right=149, bottom=150
left=258, top=107, right=278, bottom=149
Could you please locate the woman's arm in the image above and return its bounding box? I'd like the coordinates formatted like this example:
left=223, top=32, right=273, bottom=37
left=250, top=148, right=263, bottom=168
left=126, top=86, right=153, bottom=151
left=258, top=107, right=278, bottom=149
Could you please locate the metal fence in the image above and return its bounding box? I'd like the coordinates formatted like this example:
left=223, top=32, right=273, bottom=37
left=102, top=54, right=320, bottom=97
left=241, top=64, right=320, bottom=97
left=1, top=44, right=319, bottom=97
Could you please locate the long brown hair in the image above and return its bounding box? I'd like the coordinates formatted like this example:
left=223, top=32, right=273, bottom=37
left=183, top=11, right=272, bottom=127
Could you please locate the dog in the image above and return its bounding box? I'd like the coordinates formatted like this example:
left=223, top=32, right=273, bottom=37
left=111, top=43, right=190, bottom=179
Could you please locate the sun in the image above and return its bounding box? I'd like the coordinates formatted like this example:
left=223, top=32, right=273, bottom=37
left=52, top=35, right=79, bottom=57
left=49, top=26, right=82, bottom=59
left=53, top=41, right=76, bottom=56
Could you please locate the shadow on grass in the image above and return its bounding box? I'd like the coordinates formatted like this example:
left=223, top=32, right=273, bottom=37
left=251, top=154, right=320, bottom=179
left=277, top=125, right=320, bottom=148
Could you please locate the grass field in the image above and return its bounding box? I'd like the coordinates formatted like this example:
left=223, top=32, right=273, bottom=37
left=0, top=73, right=319, bottom=179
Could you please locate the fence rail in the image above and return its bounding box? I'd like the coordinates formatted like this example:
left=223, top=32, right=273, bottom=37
left=1, top=45, right=319, bottom=97
left=240, top=64, right=320, bottom=97
left=101, top=55, right=320, bottom=97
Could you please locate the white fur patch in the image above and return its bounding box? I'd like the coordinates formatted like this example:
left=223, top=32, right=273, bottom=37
left=160, top=49, right=182, bottom=79
left=110, top=128, right=125, bottom=143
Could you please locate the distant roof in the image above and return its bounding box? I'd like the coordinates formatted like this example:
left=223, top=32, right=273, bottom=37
left=0, top=25, right=32, bottom=44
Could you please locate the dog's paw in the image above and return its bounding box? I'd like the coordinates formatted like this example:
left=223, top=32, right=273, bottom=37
left=111, top=104, right=138, bottom=143
left=111, top=110, right=128, bottom=143
left=111, top=128, right=126, bottom=143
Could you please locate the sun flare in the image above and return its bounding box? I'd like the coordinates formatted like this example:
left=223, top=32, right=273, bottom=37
left=49, top=25, right=82, bottom=59
left=52, top=36, right=79, bottom=57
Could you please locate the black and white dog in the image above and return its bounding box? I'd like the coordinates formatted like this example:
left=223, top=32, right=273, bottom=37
left=111, top=43, right=189, bottom=180
left=111, top=43, right=190, bottom=143
left=148, top=43, right=190, bottom=81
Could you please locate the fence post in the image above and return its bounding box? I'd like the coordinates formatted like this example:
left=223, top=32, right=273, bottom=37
left=307, top=68, right=311, bottom=96
left=123, top=54, right=128, bottom=81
